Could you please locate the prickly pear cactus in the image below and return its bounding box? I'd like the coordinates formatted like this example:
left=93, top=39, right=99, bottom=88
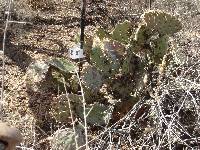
left=82, top=63, right=103, bottom=92
left=90, top=41, right=113, bottom=76
left=134, top=10, right=182, bottom=64
left=143, top=10, right=182, bottom=36
left=48, top=58, right=77, bottom=74
left=51, top=125, right=85, bottom=150
left=24, top=10, right=183, bottom=142
left=96, top=28, right=110, bottom=40
left=111, top=20, right=132, bottom=45
left=150, top=35, right=169, bottom=64
left=51, top=94, right=82, bottom=123
left=52, top=128, right=76, bottom=150
left=89, top=10, right=181, bottom=106
left=76, top=103, right=112, bottom=126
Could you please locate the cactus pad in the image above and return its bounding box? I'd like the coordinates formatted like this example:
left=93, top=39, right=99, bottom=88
left=96, top=28, right=110, bottom=40
left=151, top=35, right=168, bottom=64
left=76, top=103, right=112, bottom=126
left=48, top=58, right=77, bottom=74
left=91, top=44, right=112, bottom=76
left=111, top=20, right=132, bottom=45
left=143, top=10, right=182, bottom=36
left=103, top=39, right=126, bottom=58
left=135, top=24, right=150, bottom=46
left=50, top=94, right=72, bottom=123
left=82, top=64, right=103, bottom=92
left=51, top=128, right=76, bottom=150
left=69, top=75, right=79, bottom=93
left=51, top=125, right=85, bottom=150
left=51, top=94, right=82, bottom=123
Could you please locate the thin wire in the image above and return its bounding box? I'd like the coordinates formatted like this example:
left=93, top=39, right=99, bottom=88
left=0, top=0, right=12, bottom=119
left=7, top=20, right=32, bottom=24
left=75, top=70, right=89, bottom=150
left=62, top=78, right=78, bottom=149
left=79, top=1, right=88, bottom=148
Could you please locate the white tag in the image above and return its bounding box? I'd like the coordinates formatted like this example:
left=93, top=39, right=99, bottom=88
left=69, top=44, right=85, bottom=59
left=5, top=11, right=9, bottom=15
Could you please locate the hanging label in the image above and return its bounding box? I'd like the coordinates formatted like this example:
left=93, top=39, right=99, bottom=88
left=69, top=44, right=85, bottom=59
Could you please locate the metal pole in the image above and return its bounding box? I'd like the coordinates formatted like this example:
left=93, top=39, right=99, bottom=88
left=149, top=0, right=152, bottom=10
left=80, top=0, right=86, bottom=49
left=78, top=0, right=86, bottom=73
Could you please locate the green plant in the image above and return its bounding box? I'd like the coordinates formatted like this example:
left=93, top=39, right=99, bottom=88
left=26, top=58, right=78, bottom=93
left=76, top=103, right=112, bottom=126
left=26, top=10, right=182, bottom=127
left=50, top=94, right=82, bottom=123
left=89, top=10, right=181, bottom=99
left=51, top=125, right=85, bottom=150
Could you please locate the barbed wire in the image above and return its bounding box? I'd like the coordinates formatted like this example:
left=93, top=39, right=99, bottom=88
left=0, top=0, right=12, bottom=119
left=0, top=0, right=31, bottom=119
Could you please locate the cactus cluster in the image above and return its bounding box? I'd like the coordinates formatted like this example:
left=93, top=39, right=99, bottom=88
left=89, top=11, right=182, bottom=101
left=134, top=10, right=182, bottom=64
left=26, top=10, right=182, bottom=130
left=79, top=10, right=181, bottom=124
